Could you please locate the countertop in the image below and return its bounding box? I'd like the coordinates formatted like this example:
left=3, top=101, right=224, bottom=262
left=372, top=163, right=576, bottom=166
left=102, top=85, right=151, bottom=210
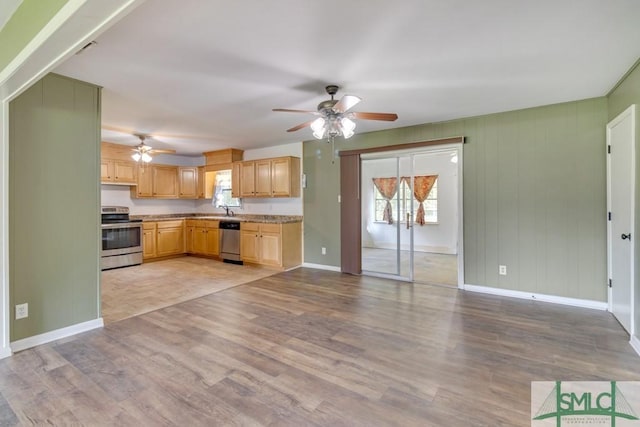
left=131, top=213, right=302, bottom=224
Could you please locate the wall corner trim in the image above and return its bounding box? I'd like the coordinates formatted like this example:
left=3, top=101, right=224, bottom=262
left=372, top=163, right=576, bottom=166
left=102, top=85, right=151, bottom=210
left=463, top=284, right=608, bottom=310
left=301, top=262, right=342, bottom=272
left=630, top=335, right=640, bottom=358
left=0, top=347, right=11, bottom=360
left=10, top=318, right=104, bottom=353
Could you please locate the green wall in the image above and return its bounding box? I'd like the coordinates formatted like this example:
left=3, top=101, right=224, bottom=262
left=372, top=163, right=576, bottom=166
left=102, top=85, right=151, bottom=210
left=0, top=0, right=69, bottom=72
left=304, top=97, right=608, bottom=302
left=608, top=60, right=640, bottom=335
left=9, top=73, right=101, bottom=341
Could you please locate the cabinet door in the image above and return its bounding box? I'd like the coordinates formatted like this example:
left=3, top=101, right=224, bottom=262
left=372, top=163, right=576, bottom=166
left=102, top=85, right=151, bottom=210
left=254, top=160, right=272, bottom=196
left=197, top=166, right=205, bottom=199
left=142, top=223, right=157, bottom=259
left=153, top=166, right=179, bottom=198
left=240, top=230, right=260, bottom=263
left=259, top=226, right=282, bottom=267
left=193, top=226, right=208, bottom=254
left=179, top=167, right=198, bottom=198
left=156, top=227, right=184, bottom=256
left=270, top=157, right=291, bottom=196
left=101, top=160, right=114, bottom=182
left=114, top=161, right=137, bottom=183
left=135, top=165, right=153, bottom=197
left=185, top=225, right=195, bottom=253
left=240, top=161, right=256, bottom=197
left=231, top=162, right=241, bottom=198
left=206, top=227, right=219, bottom=256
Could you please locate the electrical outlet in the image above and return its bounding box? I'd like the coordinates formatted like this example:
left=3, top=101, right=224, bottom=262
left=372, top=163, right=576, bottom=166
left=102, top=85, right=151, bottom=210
left=337, top=195, right=341, bottom=203
left=499, top=265, right=507, bottom=276
left=321, top=247, right=327, bottom=255
left=15, top=303, right=28, bottom=320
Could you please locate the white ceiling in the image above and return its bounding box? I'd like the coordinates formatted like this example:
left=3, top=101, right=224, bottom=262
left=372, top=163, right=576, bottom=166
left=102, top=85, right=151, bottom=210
left=54, top=0, right=640, bottom=156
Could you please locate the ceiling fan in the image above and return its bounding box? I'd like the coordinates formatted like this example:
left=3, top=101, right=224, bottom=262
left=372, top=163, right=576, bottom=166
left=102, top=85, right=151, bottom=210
left=130, top=134, right=176, bottom=163
left=273, top=85, right=398, bottom=140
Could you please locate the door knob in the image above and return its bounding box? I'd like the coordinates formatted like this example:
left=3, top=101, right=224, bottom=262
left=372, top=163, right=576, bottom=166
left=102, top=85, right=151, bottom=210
left=621, top=233, right=631, bottom=240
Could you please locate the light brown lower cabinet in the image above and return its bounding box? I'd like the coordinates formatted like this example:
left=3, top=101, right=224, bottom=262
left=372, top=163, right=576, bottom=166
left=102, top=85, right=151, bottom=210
left=144, top=219, right=301, bottom=268
left=142, top=222, right=157, bottom=259
left=143, top=220, right=184, bottom=260
left=185, top=220, right=219, bottom=256
left=240, top=222, right=301, bottom=269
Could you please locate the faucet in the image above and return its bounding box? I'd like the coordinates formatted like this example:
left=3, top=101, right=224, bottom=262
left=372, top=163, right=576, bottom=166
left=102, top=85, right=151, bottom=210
left=221, top=205, right=234, bottom=217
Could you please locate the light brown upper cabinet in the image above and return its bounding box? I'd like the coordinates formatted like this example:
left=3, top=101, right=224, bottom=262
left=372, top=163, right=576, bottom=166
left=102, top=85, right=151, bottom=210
left=271, top=157, right=300, bottom=197
left=231, top=162, right=241, bottom=198
left=197, top=166, right=206, bottom=199
left=178, top=167, right=198, bottom=199
left=234, top=156, right=300, bottom=198
left=100, top=141, right=138, bottom=185
left=133, top=165, right=153, bottom=197
left=152, top=165, right=179, bottom=198
left=101, top=159, right=137, bottom=184
left=254, top=159, right=272, bottom=196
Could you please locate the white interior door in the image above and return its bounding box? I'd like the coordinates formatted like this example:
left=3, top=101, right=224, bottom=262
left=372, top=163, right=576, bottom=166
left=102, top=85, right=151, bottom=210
left=607, top=104, right=636, bottom=335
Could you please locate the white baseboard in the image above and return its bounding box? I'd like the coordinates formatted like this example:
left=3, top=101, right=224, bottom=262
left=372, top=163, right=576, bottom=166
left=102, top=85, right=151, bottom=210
left=302, top=262, right=341, bottom=272
left=463, top=284, right=608, bottom=310
left=631, top=335, right=640, bottom=357
left=10, top=318, right=104, bottom=353
left=0, top=347, right=11, bottom=360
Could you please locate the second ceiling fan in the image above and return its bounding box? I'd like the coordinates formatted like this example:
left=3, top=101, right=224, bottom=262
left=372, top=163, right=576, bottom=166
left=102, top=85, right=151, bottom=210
left=273, top=85, right=398, bottom=140
left=130, top=134, right=176, bottom=163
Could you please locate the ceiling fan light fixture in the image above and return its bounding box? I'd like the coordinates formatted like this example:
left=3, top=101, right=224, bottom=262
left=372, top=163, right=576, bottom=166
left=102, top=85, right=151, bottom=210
left=311, top=117, right=326, bottom=139
left=341, top=117, right=356, bottom=139
left=141, top=152, right=153, bottom=163
left=131, top=152, right=141, bottom=162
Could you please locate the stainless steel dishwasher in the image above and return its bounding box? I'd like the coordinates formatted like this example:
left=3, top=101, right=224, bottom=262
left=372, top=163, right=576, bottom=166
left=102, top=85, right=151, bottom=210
left=219, top=221, right=242, bottom=264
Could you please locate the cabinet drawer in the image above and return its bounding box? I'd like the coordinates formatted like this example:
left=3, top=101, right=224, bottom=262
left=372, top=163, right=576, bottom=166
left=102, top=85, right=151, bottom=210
left=260, top=223, right=281, bottom=234
left=157, top=220, right=184, bottom=229
left=205, top=220, right=219, bottom=228
left=143, top=222, right=157, bottom=230
left=243, top=222, right=260, bottom=233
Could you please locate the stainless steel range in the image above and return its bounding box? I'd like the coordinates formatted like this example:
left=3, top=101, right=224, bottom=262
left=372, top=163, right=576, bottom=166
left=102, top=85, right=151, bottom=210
left=101, top=206, right=143, bottom=270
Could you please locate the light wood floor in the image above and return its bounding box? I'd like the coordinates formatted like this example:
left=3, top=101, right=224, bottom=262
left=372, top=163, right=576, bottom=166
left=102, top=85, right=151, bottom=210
left=1, top=268, right=638, bottom=426
left=101, top=256, right=276, bottom=323
left=362, top=247, right=458, bottom=286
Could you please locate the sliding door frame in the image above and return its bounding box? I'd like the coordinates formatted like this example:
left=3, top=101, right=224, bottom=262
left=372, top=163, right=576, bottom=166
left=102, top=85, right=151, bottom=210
left=339, top=136, right=464, bottom=288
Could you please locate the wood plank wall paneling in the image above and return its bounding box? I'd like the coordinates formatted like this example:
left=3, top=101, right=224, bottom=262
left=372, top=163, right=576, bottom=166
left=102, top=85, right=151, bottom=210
left=9, top=73, right=101, bottom=341
left=303, top=97, right=609, bottom=302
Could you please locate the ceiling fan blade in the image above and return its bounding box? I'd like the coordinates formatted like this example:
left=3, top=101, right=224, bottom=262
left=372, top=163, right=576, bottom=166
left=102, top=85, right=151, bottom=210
left=351, top=112, right=398, bottom=121
left=333, top=95, right=361, bottom=113
left=273, top=108, right=319, bottom=114
left=287, top=120, right=315, bottom=132
left=150, top=149, right=176, bottom=154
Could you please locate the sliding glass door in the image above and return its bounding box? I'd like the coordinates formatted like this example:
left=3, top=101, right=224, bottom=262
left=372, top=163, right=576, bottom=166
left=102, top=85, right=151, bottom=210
left=361, top=154, right=414, bottom=281
left=360, top=146, right=460, bottom=286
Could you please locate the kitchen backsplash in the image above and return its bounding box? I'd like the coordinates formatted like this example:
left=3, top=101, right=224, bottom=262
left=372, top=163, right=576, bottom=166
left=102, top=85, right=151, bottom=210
left=101, top=184, right=303, bottom=216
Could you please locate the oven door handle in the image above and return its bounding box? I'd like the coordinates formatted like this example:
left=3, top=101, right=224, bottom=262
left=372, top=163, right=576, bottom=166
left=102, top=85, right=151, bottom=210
left=101, top=223, right=143, bottom=229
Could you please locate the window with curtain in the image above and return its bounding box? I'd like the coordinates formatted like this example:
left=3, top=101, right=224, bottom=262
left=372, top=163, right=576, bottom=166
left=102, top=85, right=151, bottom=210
left=374, top=177, right=438, bottom=224
left=213, top=170, right=241, bottom=208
